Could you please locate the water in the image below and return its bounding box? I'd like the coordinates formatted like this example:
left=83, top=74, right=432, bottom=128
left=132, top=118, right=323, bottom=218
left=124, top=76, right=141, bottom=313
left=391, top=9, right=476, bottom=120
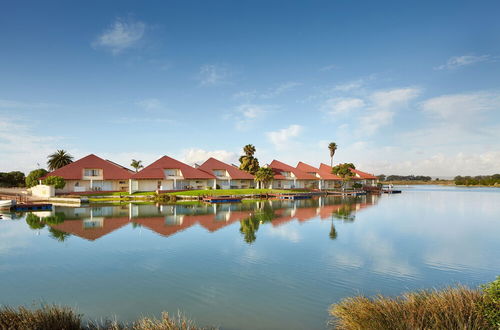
left=1, top=185, right=499, bottom=329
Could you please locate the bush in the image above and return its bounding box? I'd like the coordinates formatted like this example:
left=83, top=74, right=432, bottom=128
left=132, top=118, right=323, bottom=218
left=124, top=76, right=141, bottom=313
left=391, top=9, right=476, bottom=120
left=352, top=183, right=362, bottom=189
left=479, top=276, right=500, bottom=328
left=0, top=305, right=81, bottom=330
left=25, top=169, right=48, bottom=188
left=330, top=285, right=493, bottom=329
left=42, top=175, right=66, bottom=189
left=0, top=171, right=26, bottom=187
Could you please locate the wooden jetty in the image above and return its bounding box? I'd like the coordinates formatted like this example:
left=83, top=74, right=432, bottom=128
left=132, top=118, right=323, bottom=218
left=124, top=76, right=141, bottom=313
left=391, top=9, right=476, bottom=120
left=382, top=189, right=402, bottom=194
left=326, top=190, right=367, bottom=196
left=273, top=193, right=312, bottom=200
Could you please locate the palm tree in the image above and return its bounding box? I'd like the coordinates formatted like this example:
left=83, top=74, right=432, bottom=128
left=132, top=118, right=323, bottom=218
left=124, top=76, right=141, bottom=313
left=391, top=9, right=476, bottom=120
left=243, top=144, right=256, bottom=157
left=328, top=142, right=338, bottom=167
left=130, top=159, right=144, bottom=173
left=47, top=150, right=74, bottom=171
left=254, top=167, right=275, bottom=189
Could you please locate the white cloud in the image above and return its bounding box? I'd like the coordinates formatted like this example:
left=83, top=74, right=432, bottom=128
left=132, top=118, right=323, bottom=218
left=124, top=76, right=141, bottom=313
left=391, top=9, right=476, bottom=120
left=435, top=55, right=492, bottom=70
left=322, top=97, right=365, bottom=115
left=319, top=64, right=337, bottom=72
left=230, top=104, right=273, bottom=131
left=135, top=98, right=167, bottom=112
left=260, top=82, right=301, bottom=99
left=421, top=91, right=500, bottom=126
left=198, top=64, right=229, bottom=86
left=93, top=18, right=146, bottom=54
left=266, top=124, right=303, bottom=150
left=333, top=79, right=365, bottom=92
left=180, top=148, right=238, bottom=166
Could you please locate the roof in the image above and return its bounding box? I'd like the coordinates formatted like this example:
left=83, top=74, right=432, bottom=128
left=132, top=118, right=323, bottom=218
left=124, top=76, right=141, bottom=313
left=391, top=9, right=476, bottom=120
left=42, top=154, right=134, bottom=180
left=269, top=160, right=317, bottom=180
left=297, top=161, right=342, bottom=180
left=351, top=169, right=378, bottom=180
left=132, top=155, right=215, bottom=180
left=198, top=157, right=254, bottom=180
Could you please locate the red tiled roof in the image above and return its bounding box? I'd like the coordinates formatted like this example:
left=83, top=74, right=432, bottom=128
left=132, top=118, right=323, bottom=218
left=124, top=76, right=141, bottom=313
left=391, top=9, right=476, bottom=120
left=297, top=162, right=342, bottom=180
left=319, top=163, right=361, bottom=180
left=132, top=156, right=215, bottom=180
left=351, top=169, right=378, bottom=180
left=198, top=157, right=254, bottom=180
left=42, top=154, right=133, bottom=180
left=269, top=160, right=317, bottom=180
left=133, top=216, right=198, bottom=237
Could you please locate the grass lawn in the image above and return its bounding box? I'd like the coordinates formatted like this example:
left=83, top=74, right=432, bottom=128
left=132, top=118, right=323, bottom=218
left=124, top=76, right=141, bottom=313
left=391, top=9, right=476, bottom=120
left=164, top=188, right=305, bottom=196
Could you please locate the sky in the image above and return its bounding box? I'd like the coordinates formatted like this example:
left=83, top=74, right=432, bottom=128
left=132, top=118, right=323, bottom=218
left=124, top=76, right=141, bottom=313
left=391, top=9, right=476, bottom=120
left=1, top=0, right=500, bottom=177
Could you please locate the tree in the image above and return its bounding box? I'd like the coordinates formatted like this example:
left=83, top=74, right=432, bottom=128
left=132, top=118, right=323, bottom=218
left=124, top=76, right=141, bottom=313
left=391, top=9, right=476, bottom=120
left=25, top=169, right=48, bottom=188
left=329, top=222, right=338, bottom=240
left=47, top=150, right=74, bottom=171
left=331, top=163, right=355, bottom=190
left=239, top=144, right=260, bottom=174
left=0, top=171, right=25, bottom=187
left=48, top=228, right=71, bottom=242
left=254, top=167, right=275, bottom=189
left=25, top=213, right=45, bottom=230
left=130, top=159, right=144, bottom=172
left=42, top=176, right=66, bottom=189
left=328, top=142, right=338, bottom=167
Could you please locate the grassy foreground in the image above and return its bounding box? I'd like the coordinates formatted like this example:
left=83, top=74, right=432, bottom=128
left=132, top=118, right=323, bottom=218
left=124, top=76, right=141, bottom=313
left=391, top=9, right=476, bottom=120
left=330, top=277, right=500, bottom=330
left=0, top=305, right=212, bottom=329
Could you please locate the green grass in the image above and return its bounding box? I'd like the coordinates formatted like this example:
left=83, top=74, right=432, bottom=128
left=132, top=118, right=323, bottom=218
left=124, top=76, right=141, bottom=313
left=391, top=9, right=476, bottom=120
left=84, top=191, right=156, bottom=197
left=164, top=188, right=305, bottom=197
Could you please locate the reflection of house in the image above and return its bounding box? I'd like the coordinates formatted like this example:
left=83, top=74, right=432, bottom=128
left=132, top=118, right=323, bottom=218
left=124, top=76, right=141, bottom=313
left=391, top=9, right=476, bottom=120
left=267, top=160, right=317, bottom=189
left=42, top=154, right=133, bottom=194
left=198, top=157, right=255, bottom=189
left=296, top=162, right=342, bottom=190
left=130, top=156, right=215, bottom=192
left=48, top=216, right=130, bottom=241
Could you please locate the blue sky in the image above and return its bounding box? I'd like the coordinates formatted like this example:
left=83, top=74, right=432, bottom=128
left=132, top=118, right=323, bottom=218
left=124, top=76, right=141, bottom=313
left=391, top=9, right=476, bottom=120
left=1, top=0, right=500, bottom=176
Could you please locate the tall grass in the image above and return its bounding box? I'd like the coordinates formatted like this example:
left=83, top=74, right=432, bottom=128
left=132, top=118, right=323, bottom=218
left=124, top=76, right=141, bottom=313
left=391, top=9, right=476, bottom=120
left=330, top=285, right=497, bottom=330
left=0, top=305, right=211, bottom=330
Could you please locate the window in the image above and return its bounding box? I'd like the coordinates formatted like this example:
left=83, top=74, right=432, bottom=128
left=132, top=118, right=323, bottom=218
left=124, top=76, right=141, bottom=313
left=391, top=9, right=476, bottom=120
left=119, top=181, right=126, bottom=184
left=213, top=169, right=226, bottom=176
left=165, top=169, right=180, bottom=176
left=84, top=169, right=100, bottom=176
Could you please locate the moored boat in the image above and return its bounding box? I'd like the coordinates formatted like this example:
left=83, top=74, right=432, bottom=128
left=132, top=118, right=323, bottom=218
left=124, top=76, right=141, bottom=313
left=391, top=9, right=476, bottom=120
left=0, top=200, right=16, bottom=210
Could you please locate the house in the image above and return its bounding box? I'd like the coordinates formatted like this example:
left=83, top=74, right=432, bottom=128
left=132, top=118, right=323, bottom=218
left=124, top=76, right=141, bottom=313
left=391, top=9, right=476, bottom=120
left=296, top=161, right=342, bottom=190
left=198, top=157, right=255, bottom=189
left=41, top=154, right=133, bottom=193
left=130, top=155, right=215, bottom=192
left=318, top=163, right=378, bottom=188
left=267, top=160, right=318, bottom=189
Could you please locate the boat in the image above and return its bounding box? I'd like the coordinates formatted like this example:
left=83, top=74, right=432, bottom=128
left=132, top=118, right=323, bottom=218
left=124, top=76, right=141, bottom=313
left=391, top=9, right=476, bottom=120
left=203, top=196, right=243, bottom=203
left=0, top=200, right=16, bottom=210
left=276, top=194, right=312, bottom=200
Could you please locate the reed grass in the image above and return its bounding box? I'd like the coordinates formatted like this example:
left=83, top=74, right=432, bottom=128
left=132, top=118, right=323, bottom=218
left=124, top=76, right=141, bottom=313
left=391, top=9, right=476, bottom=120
left=0, top=305, right=211, bottom=330
left=329, top=285, right=496, bottom=330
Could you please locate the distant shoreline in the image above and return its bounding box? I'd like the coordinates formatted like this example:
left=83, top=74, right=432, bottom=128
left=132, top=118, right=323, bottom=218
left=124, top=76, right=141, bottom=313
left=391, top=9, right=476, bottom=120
left=387, top=180, right=500, bottom=187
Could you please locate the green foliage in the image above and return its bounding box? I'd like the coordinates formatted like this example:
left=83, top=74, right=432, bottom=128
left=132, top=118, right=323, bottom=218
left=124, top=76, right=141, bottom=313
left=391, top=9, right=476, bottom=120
left=25, top=169, right=48, bottom=188
left=239, top=144, right=260, bottom=174
left=352, top=182, right=363, bottom=189
left=25, top=213, right=45, bottom=230
left=47, top=149, right=74, bottom=171
left=332, top=163, right=355, bottom=189
left=455, top=174, right=500, bottom=186
left=479, top=276, right=500, bottom=328
left=44, top=212, right=66, bottom=225
left=332, top=205, right=355, bottom=222
left=254, top=167, right=275, bottom=188
left=0, top=171, right=25, bottom=187
left=130, top=159, right=144, bottom=173
left=42, top=176, right=66, bottom=189
left=382, top=174, right=432, bottom=182
left=239, top=205, right=276, bottom=244
left=49, top=228, right=71, bottom=242
left=329, top=223, right=337, bottom=240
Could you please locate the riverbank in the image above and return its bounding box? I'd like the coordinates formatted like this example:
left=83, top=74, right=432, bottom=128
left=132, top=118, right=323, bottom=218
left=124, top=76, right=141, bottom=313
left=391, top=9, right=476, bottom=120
left=330, top=276, right=499, bottom=329
left=0, top=305, right=211, bottom=329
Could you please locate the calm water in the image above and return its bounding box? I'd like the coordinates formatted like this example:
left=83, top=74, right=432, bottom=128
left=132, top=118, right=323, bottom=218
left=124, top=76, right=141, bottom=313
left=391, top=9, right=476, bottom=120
left=1, top=185, right=499, bottom=329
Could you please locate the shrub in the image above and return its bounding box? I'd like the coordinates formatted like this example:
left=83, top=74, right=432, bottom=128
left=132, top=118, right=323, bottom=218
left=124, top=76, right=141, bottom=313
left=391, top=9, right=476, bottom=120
left=42, top=175, right=66, bottom=189
left=352, top=183, right=362, bottom=189
left=329, top=285, right=493, bottom=329
left=479, top=276, right=500, bottom=328
left=25, top=169, right=48, bottom=188
left=0, top=305, right=81, bottom=330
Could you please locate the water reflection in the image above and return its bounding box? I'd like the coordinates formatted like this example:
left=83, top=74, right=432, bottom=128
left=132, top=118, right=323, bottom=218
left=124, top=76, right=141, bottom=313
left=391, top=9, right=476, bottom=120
left=20, top=195, right=379, bottom=243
